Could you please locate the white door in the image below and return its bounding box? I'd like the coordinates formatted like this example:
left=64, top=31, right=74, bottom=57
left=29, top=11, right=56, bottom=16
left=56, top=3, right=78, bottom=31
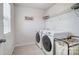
left=0, top=3, right=6, bottom=55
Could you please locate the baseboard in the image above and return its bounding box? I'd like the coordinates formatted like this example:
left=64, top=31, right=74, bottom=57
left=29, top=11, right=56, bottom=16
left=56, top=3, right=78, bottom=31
left=15, top=42, right=35, bottom=47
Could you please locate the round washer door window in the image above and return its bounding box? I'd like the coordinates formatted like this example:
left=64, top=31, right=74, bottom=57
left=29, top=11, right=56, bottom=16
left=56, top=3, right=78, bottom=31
left=36, top=32, right=40, bottom=43
left=42, top=35, right=52, bottom=52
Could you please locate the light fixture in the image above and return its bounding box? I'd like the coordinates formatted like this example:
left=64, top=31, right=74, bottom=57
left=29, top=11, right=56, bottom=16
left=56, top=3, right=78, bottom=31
left=25, top=16, right=33, bottom=20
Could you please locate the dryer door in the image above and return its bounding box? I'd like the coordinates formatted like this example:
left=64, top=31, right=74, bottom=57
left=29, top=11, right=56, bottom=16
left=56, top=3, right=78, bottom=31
left=36, top=32, right=40, bottom=43
left=42, top=35, right=52, bottom=52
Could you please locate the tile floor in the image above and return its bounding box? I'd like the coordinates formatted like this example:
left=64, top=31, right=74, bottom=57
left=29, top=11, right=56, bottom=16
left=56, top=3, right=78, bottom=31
left=12, top=44, right=44, bottom=55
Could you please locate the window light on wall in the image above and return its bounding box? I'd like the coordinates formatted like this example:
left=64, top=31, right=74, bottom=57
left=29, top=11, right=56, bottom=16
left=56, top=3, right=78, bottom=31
left=3, top=3, right=11, bottom=34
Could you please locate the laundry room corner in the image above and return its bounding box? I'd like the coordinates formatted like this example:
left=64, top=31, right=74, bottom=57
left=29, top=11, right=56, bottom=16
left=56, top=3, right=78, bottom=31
left=14, top=4, right=45, bottom=47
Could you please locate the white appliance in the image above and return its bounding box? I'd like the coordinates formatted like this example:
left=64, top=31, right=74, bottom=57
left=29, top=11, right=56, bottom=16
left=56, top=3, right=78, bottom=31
left=41, top=30, right=71, bottom=55
left=35, top=30, right=43, bottom=49
left=41, top=30, right=56, bottom=55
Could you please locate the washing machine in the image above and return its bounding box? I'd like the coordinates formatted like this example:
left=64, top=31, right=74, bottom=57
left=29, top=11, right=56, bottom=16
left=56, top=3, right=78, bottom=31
left=35, top=30, right=43, bottom=49
left=41, top=31, right=71, bottom=55
left=41, top=31, right=55, bottom=55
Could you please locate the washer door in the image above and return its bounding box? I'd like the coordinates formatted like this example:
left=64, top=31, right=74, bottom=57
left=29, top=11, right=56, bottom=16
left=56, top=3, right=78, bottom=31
left=42, top=35, right=52, bottom=52
left=36, top=32, right=40, bottom=43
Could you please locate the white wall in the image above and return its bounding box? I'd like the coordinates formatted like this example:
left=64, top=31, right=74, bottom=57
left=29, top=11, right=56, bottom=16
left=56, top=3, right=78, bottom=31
left=14, top=5, right=44, bottom=46
left=0, top=3, right=3, bottom=55
left=45, top=3, right=74, bottom=17
left=45, top=3, right=79, bottom=36
left=3, top=4, right=15, bottom=55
